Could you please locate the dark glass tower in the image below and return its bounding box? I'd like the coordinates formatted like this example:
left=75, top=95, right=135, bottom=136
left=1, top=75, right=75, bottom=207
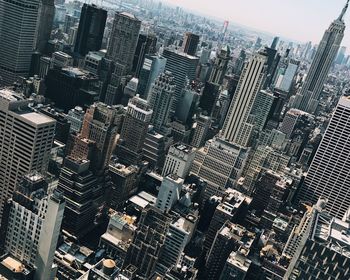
left=74, top=4, right=107, bottom=57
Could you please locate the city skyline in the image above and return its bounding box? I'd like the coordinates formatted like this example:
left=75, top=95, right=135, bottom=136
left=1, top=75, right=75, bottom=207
left=161, top=0, right=350, bottom=48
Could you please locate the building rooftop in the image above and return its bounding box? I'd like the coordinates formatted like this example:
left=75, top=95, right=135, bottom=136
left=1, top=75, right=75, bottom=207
left=20, top=111, right=56, bottom=126
left=315, top=215, right=350, bottom=258
left=0, top=88, right=25, bottom=102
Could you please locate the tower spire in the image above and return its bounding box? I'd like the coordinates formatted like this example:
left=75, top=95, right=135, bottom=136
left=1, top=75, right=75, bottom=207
left=338, top=0, right=349, bottom=21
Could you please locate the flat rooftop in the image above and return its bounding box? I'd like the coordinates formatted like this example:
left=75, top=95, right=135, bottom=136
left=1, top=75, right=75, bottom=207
left=20, top=111, right=56, bottom=126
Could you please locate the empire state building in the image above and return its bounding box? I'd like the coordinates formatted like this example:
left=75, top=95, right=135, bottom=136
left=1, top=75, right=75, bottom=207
left=295, top=1, right=348, bottom=114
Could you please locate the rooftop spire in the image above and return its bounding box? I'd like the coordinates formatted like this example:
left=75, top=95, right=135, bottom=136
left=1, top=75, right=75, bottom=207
left=338, top=0, right=349, bottom=21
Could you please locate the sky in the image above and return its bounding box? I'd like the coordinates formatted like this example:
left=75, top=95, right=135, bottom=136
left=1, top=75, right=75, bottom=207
left=160, top=0, right=350, bottom=48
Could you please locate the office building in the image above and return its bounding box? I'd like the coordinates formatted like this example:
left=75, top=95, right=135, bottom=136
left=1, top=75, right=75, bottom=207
left=156, top=175, right=184, bottom=213
left=51, top=51, right=73, bottom=69
left=162, top=143, right=196, bottom=179
left=191, top=138, right=249, bottom=201
left=45, top=67, right=101, bottom=112
left=0, top=89, right=56, bottom=223
left=208, top=45, right=230, bottom=85
left=66, top=106, right=85, bottom=133
left=284, top=198, right=350, bottom=280
left=220, top=251, right=252, bottom=280
left=109, top=162, right=138, bottom=209
left=57, top=158, right=103, bottom=239
left=0, top=0, right=40, bottom=85
left=137, top=54, right=167, bottom=99
left=279, top=109, right=311, bottom=138
left=115, top=95, right=153, bottom=165
left=204, top=190, right=251, bottom=252
left=132, top=33, right=157, bottom=76
left=182, top=32, right=200, bottom=56
left=148, top=71, right=176, bottom=135
left=242, top=145, right=290, bottom=193
left=35, top=190, right=65, bottom=280
left=157, top=215, right=197, bottom=272
left=74, top=4, right=107, bottom=57
left=274, top=58, right=299, bottom=93
left=191, top=114, right=211, bottom=148
left=249, top=89, right=276, bottom=132
left=142, top=129, right=170, bottom=170
left=99, top=211, right=136, bottom=261
left=163, top=49, right=199, bottom=111
left=298, top=96, right=350, bottom=219
left=221, top=51, right=267, bottom=147
left=106, top=12, right=141, bottom=73
left=336, top=45, right=347, bottom=64
left=80, top=102, right=124, bottom=172
left=175, top=83, right=200, bottom=125
left=35, top=0, right=55, bottom=53
left=271, top=36, right=280, bottom=50
left=295, top=2, right=347, bottom=113
left=199, top=82, right=220, bottom=116
left=124, top=206, right=171, bottom=279
left=3, top=174, right=65, bottom=280
left=206, top=222, right=255, bottom=280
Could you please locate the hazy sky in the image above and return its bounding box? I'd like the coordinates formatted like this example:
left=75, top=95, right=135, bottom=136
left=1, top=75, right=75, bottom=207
left=161, top=0, right=350, bottom=48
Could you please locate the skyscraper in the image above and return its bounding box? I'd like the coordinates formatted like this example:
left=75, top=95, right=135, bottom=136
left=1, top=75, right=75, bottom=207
left=182, top=32, right=200, bottom=56
left=106, top=12, right=141, bottom=74
left=2, top=174, right=65, bottom=280
left=0, top=89, right=56, bottom=223
left=0, top=0, right=40, bottom=85
left=295, top=2, right=348, bottom=114
left=137, top=54, right=167, bottom=99
left=284, top=199, right=350, bottom=280
left=162, top=49, right=199, bottom=111
left=221, top=51, right=267, bottom=147
left=208, top=45, right=230, bottom=85
left=35, top=0, right=55, bottom=53
left=132, top=33, right=157, bottom=76
left=298, top=96, right=350, bottom=219
left=124, top=206, right=171, bottom=279
left=148, top=71, right=176, bottom=135
left=74, top=4, right=107, bottom=57
left=80, top=102, right=124, bottom=172
left=115, top=95, right=153, bottom=165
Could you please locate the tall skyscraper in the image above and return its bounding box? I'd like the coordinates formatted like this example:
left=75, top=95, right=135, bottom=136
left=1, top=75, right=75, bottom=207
left=137, top=54, right=167, bottom=99
left=124, top=206, right=171, bottom=279
left=116, top=95, right=153, bottom=165
left=148, top=71, right=176, bottom=135
left=132, top=33, right=157, bottom=76
left=106, top=12, right=141, bottom=73
left=0, top=89, right=56, bottom=223
left=298, top=96, right=350, bottom=219
left=221, top=51, right=267, bottom=147
left=191, top=138, right=249, bottom=201
left=80, top=102, right=124, bottom=172
left=208, top=45, right=230, bottom=85
left=274, top=58, right=299, bottom=93
left=162, top=49, right=199, bottom=111
left=0, top=0, right=40, bottom=85
left=2, top=174, right=65, bottom=280
left=295, top=2, right=348, bottom=113
left=182, top=32, right=200, bottom=56
left=74, top=4, right=107, bottom=57
left=57, top=157, right=103, bottom=239
left=35, top=0, right=55, bottom=53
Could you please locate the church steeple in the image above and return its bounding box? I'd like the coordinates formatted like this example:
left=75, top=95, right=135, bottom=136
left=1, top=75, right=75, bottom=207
left=338, top=0, right=349, bottom=21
